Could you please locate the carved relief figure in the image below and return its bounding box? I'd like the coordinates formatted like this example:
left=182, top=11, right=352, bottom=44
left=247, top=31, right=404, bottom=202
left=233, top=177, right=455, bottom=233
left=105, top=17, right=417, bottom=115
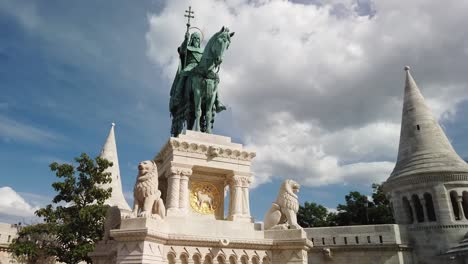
left=263, top=179, right=301, bottom=230
left=190, top=182, right=220, bottom=214
left=197, top=191, right=213, bottom=209
left=132, top=160, right=166, bottom=219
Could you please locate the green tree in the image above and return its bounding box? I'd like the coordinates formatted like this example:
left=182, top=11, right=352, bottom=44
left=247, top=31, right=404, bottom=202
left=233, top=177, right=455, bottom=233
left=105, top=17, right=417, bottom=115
left=297, top=202, right=337, bottom=227
left=369, top=183, right=394, bottom=224
left=9, top=224, right=56, bottom=264
left=335, top=191, right=369, bottom=225
left=12, top=153, right=113, bottom=264
left=335, top=183, right=394, bottom=226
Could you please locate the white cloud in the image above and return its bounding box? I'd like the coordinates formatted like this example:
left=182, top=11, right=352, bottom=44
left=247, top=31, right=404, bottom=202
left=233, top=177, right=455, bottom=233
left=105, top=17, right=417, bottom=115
left=0, top=187, right=38, bottom=220
left=0, top=115, right=63, bottom=145
left=146, top=0, right=468, bottom=187
left=245, top=112, right=397, bottom=187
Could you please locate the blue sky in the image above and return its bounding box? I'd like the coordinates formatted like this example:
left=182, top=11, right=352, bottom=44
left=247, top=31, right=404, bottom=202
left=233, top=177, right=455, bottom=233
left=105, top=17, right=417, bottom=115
left=1, top=0, right=468, bottom=224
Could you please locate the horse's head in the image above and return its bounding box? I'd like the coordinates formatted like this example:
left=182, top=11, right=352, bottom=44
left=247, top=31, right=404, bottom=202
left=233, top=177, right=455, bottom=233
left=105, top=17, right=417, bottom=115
left=209, top=26, right=235, bottom=67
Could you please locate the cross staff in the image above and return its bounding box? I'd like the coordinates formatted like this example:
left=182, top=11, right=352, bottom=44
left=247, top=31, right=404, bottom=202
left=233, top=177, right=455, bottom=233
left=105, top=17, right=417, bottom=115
left=183, top=6, right=195, bottom=68
left=185, top=6, right=194, bottom=29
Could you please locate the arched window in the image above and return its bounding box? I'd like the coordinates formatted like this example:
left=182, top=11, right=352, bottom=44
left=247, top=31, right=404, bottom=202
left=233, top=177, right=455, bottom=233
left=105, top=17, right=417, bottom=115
left=229, top=256, right=237, bottom=264
left=462, top=191, right=468, bottom=220
left=424, top=193, right=436, bottom=222
left=450, top=191, right=461, bottom=220
left=252, top=256, right=260, bottom=264
left=412, top=194, right=424, bottom=222
left=204, top=255, right=213, bottom=264
left=402, top=197, right=413, bottom=223
left=241, top=256, right=248, bottom=264
left=167, top=253, right=176, bottom=264
left=217, top=255, right=226, bottom=264
left=193, top=255, right=202, bottom=264
left=262, top=256, right=270, bottom=264
left=181, top=254, right=189, bottom=264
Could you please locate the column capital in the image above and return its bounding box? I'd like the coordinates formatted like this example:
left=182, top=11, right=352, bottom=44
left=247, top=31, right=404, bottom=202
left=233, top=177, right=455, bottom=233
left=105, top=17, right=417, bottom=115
left=229, top=175, right=251, bottom=187
left=169, top=167, right=192, bottom=178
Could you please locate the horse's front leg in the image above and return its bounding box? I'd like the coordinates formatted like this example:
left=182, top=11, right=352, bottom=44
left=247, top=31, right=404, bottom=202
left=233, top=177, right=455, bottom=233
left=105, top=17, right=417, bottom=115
left=193, top=77, right=202, bottom=132
left=205, top=80, right=218, bottom=134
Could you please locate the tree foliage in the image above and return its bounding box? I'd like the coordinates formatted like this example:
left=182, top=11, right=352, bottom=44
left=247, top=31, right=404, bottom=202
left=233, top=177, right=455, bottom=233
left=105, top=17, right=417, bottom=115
left=11, top=153, right=113, bottom=264
left=9, top=223, right=57, bottom=264
left=298, top=183, right=394, bottom=227
left=335, top=183, right=394, bottom=225
left=297, top=201, right=337, bottom=227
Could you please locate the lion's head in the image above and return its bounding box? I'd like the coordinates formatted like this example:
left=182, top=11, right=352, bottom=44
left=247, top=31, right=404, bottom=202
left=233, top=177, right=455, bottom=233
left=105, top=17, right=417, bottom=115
left=276, top=179, right=300, bottom=213
left=282, top=179, right=300, bottom=197
left=138, top=160, right=157, bottom=178
left=134, top=160, right=159, bottom=201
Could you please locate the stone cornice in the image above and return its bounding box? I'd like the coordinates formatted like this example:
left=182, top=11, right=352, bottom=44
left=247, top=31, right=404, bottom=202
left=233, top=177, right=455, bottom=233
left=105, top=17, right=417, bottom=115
left=310, top=244, right=412, bottom=252
left=156, top=138, right=256, bottom=162
left=407, top=224, right=468, bottom=231
left=110, top=228, right=310, bottom=250
left=384, top=172, right=468, bottom=192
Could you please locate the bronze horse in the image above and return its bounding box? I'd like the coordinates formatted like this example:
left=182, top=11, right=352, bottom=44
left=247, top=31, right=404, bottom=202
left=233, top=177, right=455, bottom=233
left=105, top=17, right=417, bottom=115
left=171, top=27, right=234, bottom=136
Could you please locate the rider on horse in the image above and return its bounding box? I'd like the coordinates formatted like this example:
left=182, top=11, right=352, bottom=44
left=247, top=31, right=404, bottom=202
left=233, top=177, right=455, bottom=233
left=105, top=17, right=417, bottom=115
left=170, top=30, right=227, bottom=136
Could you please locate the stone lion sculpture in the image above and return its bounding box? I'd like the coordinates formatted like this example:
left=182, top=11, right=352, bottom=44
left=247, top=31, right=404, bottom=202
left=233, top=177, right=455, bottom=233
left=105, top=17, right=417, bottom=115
left=263, top=179, right=301, bottom=230
left=132, top=160, right=165, bottom=219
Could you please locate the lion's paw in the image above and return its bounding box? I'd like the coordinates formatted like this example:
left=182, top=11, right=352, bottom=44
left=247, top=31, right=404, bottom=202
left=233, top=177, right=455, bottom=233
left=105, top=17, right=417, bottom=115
left=289, top=224, right=302, bottom=230
left=139, top=210, right=152, bottom=218
left=151, top=214, right=162, bottom=220
left=271, top=224, right=288, bottom=230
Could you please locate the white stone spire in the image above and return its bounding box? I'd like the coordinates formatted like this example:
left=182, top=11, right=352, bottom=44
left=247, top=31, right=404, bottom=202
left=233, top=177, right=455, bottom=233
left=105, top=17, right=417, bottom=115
left=99, top=123, right=131, bottom=211
left=389, top=66, right=468, bottom=180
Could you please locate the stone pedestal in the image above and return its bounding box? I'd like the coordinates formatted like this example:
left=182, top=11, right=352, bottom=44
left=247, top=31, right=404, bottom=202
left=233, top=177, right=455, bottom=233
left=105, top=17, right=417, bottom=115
left=90, top=217, right=312, bottom=264
left=89, top=132, right=312, bottom=264
left=155, top=131, right=256, bottom=220
left=265, top=229, right=312, bottom=264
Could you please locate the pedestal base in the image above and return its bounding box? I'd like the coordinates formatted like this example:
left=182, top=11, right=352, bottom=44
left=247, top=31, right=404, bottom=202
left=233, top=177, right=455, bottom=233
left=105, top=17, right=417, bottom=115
left=89, top=217, right=312, bottom=264
left=228, top=214, right=254, bottom=223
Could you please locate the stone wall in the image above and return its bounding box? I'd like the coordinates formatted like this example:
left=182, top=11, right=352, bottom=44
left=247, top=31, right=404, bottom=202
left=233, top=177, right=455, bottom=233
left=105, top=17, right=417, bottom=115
left=0, top=223, right=19, bottom=264
left=305, top=224, right=412, bottom=264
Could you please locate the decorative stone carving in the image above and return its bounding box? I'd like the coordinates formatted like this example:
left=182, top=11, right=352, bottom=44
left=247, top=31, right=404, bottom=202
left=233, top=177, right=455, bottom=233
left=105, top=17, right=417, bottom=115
left=190, top=182, right=220, bottom=214
left=263, top=179, right=301, bottom=230
left=322, top=248, right=332, bottom=260
left=157, top=139, right=256, bottom=162
left=132, top=160, right=166, bottom=219
left=208, top=146, right=221, bottom=157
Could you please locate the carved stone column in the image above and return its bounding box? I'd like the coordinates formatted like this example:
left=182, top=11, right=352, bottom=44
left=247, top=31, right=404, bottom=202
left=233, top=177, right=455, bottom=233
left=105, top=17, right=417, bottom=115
left=420, top=197, right=428, bottom=222
left=228, top=174, right=252, bottom=222
left=457, top=196, right=466, bottom=220
left=178, top=169, right=192, bottom=213
left=409, top=199, right=418, bottom=224
left=166, top=168, right=181, bottom=214
left=228, top=175, right=243, bottom=220
left=241, top=176, right=252, bottom=218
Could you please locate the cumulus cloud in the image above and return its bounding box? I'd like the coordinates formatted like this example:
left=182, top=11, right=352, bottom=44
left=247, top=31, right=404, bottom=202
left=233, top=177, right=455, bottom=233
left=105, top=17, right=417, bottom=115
left=146, top=0, right=468, bottom=187
left=0, top=187, right=38, bottom=222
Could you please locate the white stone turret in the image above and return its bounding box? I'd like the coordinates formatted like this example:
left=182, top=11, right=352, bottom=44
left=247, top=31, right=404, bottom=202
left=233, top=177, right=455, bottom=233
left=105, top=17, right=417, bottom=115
left=385, top=67, right=468, bottom=264
left=99, top=123, right=131, bottom=212
left=389, top=66, right=468, bottom=180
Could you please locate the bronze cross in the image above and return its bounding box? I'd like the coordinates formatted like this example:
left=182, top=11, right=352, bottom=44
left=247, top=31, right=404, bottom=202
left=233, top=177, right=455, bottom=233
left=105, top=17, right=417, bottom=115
left=184, top=6, right=194, bottom=28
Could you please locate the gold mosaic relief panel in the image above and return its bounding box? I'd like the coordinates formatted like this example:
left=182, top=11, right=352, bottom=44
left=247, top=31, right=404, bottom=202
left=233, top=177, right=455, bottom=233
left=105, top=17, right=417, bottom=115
left=190, top=182, right=220, bottom=215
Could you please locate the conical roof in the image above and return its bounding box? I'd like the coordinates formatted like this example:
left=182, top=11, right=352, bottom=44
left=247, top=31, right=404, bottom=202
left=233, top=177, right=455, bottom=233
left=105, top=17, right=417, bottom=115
left=98, top=123, right=131, bottom=211
left=389, top=66, right=468, bottom=180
